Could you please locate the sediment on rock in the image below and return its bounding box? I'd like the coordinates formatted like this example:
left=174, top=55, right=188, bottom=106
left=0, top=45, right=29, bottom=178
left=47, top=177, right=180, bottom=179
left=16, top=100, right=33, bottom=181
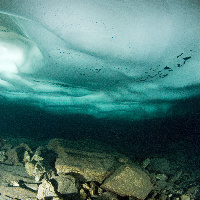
left=0, top=137, right=199, bottom=200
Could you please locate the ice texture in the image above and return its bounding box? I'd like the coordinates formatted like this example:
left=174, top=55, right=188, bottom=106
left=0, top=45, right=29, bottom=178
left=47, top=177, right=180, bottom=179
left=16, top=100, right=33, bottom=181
left=0, top=0, right=200, bottom=120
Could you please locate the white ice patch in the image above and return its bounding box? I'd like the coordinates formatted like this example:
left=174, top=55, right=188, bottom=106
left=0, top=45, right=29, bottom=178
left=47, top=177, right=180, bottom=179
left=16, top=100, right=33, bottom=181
left=0, top=1, right=200, bottom=120
left=0, top=26, right=43, bottom=74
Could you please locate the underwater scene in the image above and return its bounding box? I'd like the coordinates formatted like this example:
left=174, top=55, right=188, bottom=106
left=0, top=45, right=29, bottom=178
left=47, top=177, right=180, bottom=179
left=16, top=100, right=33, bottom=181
left=0, top=0, right=200, bottom=199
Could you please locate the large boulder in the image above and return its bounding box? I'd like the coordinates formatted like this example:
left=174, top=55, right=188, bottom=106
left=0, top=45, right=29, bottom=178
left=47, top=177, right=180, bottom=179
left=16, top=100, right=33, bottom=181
left=52, top=174, right=80, bottom=199
left=55, top=152, right=118, bottom=183
left=47, top=138, right=129, bottom=183
left=53, top=175, right=78, bottom=195
left=101, top=164, right=153, bottom=200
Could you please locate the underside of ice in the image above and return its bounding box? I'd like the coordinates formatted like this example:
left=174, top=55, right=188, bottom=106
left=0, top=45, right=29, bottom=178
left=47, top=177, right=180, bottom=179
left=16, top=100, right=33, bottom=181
left=0, top=0, right=200, bottom=120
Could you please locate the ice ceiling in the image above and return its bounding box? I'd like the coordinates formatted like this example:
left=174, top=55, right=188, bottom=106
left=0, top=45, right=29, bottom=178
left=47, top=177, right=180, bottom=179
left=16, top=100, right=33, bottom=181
left=0, top=0, right=200, bottom=120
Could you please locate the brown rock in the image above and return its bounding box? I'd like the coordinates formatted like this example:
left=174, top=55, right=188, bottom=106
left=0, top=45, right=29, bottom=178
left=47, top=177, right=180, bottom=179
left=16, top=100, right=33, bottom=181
left=101, top=164, right=153, bottom=200
left=48, top=139, right=128, bottom=183
left=55, top=152, right=117, bottom=183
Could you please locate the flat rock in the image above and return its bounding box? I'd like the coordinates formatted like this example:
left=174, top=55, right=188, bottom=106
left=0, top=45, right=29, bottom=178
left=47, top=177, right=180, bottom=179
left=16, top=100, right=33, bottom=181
left=101, top=164, right=153, bottom=200
left=0, top=185, right=37, bottom=200
left=48, top=139, right=128, bottom=183
left=0, top=163, right=35, bottom=183
left=0, top=163, right=38, bottom=199
left=55, top=152, right=118, bottom=183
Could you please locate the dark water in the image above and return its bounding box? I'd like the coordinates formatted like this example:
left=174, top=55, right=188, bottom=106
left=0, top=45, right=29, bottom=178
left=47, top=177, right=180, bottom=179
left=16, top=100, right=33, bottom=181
left=1, top=103, right=200, bottom=160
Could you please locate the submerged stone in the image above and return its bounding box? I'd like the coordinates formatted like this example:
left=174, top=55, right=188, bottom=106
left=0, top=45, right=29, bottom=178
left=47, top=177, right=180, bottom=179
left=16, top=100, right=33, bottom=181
left=25, top=162, right=35, bottom=177
left=48, top=139, right=127, bottom=183
left=101, top=164, right=153, bottom=199
left=0, top=163, right=37, bottom=199
left=55, top=152, right=118, bottom=183
left=5, top=143, right=32, bottom=165
left=24, top=146, right=57, bottom=181
left=97, top=191, right=118, bottom=200
left=37, top=179, right=58, bottom=199
left=0, top=150, right=6, bottom=162
left=54, top=175, right=78, bottom=195
left=0, top=185, right=37, bottom=200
